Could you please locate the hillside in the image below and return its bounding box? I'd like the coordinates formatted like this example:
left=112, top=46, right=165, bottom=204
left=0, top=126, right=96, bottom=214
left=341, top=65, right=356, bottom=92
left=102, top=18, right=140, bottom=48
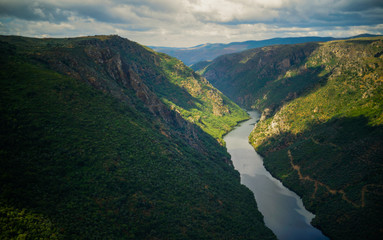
left=202, top=37, right=383, bottom=239
left=201, top=42, right=322, bottom=111
left=0, top=35, right=275, bottom=239
left=6, top=35, right=247, bottom=144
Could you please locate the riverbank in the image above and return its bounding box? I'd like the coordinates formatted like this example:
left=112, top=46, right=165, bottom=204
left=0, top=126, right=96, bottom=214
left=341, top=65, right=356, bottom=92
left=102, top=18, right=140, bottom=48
left=224, top=111, right=328, bottom=240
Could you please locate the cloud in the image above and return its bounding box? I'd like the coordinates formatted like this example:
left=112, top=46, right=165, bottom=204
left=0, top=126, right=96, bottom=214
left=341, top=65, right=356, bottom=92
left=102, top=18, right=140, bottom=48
left=276, top=0, right=383, bottom=27
left=0, top=0, right=382, bottom=47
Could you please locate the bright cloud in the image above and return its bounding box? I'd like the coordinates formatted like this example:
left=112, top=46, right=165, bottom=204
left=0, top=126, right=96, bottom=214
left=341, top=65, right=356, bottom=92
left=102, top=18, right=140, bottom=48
left=0, top=0, right=382, bottom=47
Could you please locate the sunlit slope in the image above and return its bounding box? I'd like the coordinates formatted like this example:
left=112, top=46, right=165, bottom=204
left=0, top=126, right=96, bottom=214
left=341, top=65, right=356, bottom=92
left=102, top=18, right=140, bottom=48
left=249, top=38, right=383, bottom=240
left=157, top=52, right=248, bottom=143
left=202, top=36, right=383, bottom=240
left=0, top=35, right=274, bottom=239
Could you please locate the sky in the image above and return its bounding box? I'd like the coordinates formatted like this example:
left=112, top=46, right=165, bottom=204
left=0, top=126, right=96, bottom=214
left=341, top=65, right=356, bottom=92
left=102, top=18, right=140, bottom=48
left=0, top=0, right=383, bottom=47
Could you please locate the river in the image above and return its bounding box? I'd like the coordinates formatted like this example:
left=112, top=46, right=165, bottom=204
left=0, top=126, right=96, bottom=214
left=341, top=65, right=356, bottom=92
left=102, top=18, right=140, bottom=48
left=224, top=111, right=329, bottom=240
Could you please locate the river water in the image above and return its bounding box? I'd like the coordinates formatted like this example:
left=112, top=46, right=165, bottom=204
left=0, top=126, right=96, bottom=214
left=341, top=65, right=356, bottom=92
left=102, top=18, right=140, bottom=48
left=224, top=111, right=329, bottom=240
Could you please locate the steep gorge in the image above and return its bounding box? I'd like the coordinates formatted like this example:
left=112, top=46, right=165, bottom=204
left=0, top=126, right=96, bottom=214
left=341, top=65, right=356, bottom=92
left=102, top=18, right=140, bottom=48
left=201, top=37, right=383, bottom=240
left=0, top=35, right=275, bottom=239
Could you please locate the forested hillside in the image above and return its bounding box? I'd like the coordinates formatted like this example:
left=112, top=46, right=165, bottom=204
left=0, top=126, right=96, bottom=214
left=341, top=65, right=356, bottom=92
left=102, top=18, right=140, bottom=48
left=200, top=42, right=322, bottom=111
left=202, top=37, right=383, bottom=240
left=0, top=35, right=275, bottom=239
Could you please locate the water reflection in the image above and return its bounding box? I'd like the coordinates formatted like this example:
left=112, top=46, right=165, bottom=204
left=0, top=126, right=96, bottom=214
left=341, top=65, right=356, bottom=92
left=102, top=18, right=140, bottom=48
left=224, top=111, right=328, bottom=240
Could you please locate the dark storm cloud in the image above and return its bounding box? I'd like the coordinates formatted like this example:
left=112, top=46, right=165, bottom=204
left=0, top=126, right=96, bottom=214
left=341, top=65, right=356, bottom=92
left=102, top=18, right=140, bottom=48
left=213, top=0, right=383, bottom=28
left=0, top=1, right=133, bottom=24
left=340, top=0, right=383, bottom=11
left=0, top=1, right=71, bottom=23
left=286, top=0, right=383, bottom=27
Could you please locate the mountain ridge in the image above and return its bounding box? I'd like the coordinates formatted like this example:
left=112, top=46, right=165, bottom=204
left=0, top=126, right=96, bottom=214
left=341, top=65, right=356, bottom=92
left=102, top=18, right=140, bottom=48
left=0, top=35, right=275, bottom=239
left=152, top=34, right=381, bottom=66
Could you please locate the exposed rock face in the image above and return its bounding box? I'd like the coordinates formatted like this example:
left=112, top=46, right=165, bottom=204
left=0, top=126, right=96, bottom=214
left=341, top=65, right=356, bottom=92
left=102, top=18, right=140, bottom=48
left=34, top=36, right=219, bottom=153
left=260, top=107, right=273, bottom=121
left=0, top=35, right=275, bottom=240
left=206, top=89, right=230, bottom=116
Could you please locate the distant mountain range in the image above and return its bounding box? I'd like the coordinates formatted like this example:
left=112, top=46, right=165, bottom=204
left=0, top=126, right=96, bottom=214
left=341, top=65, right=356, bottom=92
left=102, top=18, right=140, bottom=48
left=152, top=34, right=381, bottom=65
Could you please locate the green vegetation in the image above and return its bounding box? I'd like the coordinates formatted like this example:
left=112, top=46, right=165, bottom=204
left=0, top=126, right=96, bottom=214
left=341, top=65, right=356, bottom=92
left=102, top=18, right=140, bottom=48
left=250, top=38, right=383, bottom=240
left=203, top=37, right=383, bottom=239
left=202, top=42, right=322, bottom=110
left=0, top=201, right=60, bottom=239
left=7, top=35, right=248, bottom=143
left=157, top=53, right=248, bottom=143
left=190, top=60, right=212, bottom=74
left=0, top=36, right=275, bottom=239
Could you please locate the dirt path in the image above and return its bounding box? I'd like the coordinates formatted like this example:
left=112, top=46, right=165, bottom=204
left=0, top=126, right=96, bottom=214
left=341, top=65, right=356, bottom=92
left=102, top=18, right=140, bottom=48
left=287, top=150, right=383, bottom=208
left=310, top=137, right=340, bottom=150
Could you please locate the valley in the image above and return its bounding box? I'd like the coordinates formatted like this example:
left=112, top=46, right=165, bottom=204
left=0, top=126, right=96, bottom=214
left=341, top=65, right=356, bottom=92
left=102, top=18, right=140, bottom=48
left=1, top=34, right=382, bottom=240
left=224, top=111, right=328, bottom=240
left=200, top=36, right=383, bottom=240
left=1, top=0, right=382, bottom=239
left=0, top=35, right=274, bottom=239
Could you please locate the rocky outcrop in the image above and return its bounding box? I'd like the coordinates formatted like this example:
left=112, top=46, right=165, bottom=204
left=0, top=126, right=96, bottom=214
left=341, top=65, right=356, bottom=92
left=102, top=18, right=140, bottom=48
left=34, top=36, right=221, bottom=154
left=0, top=35, right=275, bottom=240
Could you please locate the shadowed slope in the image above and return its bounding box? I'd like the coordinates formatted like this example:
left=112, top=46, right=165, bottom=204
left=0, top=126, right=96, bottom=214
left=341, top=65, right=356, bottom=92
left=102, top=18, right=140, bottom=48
left=0, top=36, right=275, bottom=239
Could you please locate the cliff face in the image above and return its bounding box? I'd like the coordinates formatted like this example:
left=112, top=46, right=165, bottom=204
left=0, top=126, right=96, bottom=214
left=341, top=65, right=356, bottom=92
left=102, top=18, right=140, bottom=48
left=34, top=36, right=206, bottom=151
left=36, top=36, right=246, bottom=140
left=0, top=35, right=275, bottom=239
left=32, top=36, right=247, bottom=144
left=203, top=37, right=383, bottom=240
